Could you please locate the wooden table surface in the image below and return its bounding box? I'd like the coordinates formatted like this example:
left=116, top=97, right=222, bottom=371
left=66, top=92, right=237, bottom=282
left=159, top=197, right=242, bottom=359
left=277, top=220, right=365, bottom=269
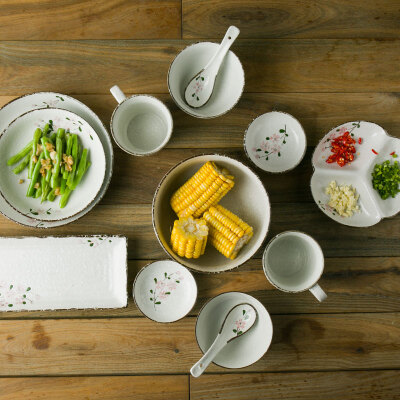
left=0, top=1, right=399, bottom=399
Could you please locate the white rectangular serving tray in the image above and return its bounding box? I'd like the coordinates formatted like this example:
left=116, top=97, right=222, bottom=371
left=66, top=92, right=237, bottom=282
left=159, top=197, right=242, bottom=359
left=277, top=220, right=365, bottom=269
left=0, top=236, right=127, bottom=311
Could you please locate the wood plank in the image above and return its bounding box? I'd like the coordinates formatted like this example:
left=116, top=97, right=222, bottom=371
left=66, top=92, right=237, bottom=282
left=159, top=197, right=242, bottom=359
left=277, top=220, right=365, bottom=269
left=2, top=257, right=399, bottom=319
left=0, top=203, right=399, bottom=258
left=190, top=371, right=400, bottom=400
left=0, top=375, right=188, bottom=400
left=0, top=0, right=181, bottom=40
left=0, top=314, right=399, bottom=375
left=2, top=92, right=400, bottom=148
left=0, top=40, right=399, bottom=94
left=183, top=0, right=400, bottom=39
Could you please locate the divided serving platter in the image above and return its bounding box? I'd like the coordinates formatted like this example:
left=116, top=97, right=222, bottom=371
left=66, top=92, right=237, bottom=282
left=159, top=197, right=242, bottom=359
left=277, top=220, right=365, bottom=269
left=0, top=236, right=127, bottom=311
left=311, top=121, right=400, bottom=227
left=0, top=92, right=113, bottom=228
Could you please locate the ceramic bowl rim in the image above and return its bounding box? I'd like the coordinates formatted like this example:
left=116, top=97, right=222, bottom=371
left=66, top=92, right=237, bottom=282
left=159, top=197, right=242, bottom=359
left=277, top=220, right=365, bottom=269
left=0, top=106, right=106, bottom=222
left=0, top=91, right=114, bottom=229
left=243, top=110, right=307, bottom=174
left=195, top=291, right=273, bottom=370
left=310, top=119, right=400, bottom=228
left=132, top=259, right=198, bottom=324
left=152, top=153, right=271, bottom=274
left=262, top=230, right=325, bottom=293
left=167, top=41, right=245, bottom=119
left=110, top=94, right=173, bottom=157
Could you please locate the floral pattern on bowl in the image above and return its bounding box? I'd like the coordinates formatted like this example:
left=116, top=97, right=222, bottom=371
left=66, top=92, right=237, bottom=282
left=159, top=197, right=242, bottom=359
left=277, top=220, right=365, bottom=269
left=244, top=111, right=306, bottom=173
left=133, top=260, right=197, bottom=323
left=0, top=283, right=35, bottom=308
left=232, top=307, right=252, bottom=336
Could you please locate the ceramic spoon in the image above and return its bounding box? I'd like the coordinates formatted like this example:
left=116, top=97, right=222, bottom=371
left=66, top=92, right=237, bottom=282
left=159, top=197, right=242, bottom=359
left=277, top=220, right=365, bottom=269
left=184, top=25, right=240, bottom=108
left=190, top=302, right=257, bottom=377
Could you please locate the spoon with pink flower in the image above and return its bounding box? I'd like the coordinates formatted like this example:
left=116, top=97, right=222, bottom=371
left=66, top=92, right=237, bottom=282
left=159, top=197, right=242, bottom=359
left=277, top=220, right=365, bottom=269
left=190, top=302, right=257, bottom=377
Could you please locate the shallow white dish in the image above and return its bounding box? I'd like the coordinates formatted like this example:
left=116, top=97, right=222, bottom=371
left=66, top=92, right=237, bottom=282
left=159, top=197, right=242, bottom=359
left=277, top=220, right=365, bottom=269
left=0, top=236, right=127, bottom=311
left=0, top=108, right=106, bottom=221
left=195, top=292, right=273, bottom=369
left=168, top=42, right=244, bottom=119
left=133, top=260, right=197, bottom=323
left=153, top=154, right=271, bottom=273
left=0, top=92, right=114, bottom=228
left=244, top=111, right=307, bottom=173
left=311, top=121, right=400, bottom=227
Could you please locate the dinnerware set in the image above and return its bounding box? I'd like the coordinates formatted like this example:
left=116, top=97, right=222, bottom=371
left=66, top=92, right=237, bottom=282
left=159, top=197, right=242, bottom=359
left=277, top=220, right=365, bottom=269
left=0, top=25, right=399, bottom=375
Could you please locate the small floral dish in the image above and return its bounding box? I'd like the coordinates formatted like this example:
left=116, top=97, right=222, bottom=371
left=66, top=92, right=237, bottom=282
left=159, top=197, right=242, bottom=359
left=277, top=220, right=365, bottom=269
left=152, top=154, right=271, bottom=273
left=311, top=121, right=400, bottom=227
left=244, top=111, right=307, bottom=173
left=0, top=108, right=106, bottom=223
left=195, top=291, right=273, bottom=369
left=168, top=42, right=244, bottom=118
left=133, top=260, right=197, bottom=323
left=0, top=92, right=113, bottom=229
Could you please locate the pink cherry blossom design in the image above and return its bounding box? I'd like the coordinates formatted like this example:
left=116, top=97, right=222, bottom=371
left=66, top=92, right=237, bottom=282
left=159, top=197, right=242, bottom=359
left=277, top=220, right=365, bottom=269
left=260, top=141, right=270, bottom=152
left=156, top=281, right=166, bottom=290
left=235, top=319, right=246, bottom=331
left=158, top=291, right=168, bottom=300
left=167, top=281, right=177, bottom=290
left=271, top=133, right=281, bottom=142
left=255, top=154, right=261, bottom=159
left=338, top=126, right=348, bottom=135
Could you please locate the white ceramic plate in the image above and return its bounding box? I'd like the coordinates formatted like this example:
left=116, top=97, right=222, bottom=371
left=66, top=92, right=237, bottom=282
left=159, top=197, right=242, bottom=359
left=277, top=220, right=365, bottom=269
left=0, top=92, right=113, bottom=228
left=0, top=236, right=127, bottom=311
left=195, top=292, right=273, bottom=369
left=311, top=121, right=400, bottom=227
left=168, top=42, right=244, bottom=119
left=244, top=111, right=307, bottom=173
left=133, top=260, right=197, bottom=323
left=0, top=108, right=106, bottom=221
left=153, top=154, right=271, bottom=273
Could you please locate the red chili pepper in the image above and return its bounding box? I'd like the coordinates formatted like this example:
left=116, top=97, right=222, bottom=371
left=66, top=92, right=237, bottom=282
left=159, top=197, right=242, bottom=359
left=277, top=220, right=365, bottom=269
left=325, top=131, right=359, bottom=167
left=358, top=137, right=362, bottom=144
left=390, top=151, right=395, bottom=156
left=372, top=149, right=378, bottom=155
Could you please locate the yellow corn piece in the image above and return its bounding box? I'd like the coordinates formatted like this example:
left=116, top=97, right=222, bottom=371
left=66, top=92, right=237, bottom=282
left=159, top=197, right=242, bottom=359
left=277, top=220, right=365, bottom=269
left=171, top=216, right=209, bottom=259
left=203, top=205, right=253, bottom=259
left=170, top=161, right=234, bottom=218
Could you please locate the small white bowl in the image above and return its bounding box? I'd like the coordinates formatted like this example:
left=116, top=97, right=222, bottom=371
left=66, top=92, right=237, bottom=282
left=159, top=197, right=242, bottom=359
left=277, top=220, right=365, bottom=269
left=133, top=260, right=197, bottom=323
left=152, top=154, right=271, bottom=273
left=168, top=42, right=245, bottom=119
left=195, top=291, right=273, bottom=369
left=244, top=111, right=307, bottom=173
left=0, top=108, right=106, bottom=222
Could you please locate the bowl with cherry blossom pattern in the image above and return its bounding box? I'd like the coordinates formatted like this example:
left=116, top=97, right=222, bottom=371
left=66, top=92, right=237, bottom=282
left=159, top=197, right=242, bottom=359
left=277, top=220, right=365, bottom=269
left=195, top=291, right=273, bottom=369
left=244, top=111, right=307, bottom=173
left=168, top=42, right=244, bottom=118
left=133, top=260, right=197, bottom=323
left=311, top=121, right=400, bottom=227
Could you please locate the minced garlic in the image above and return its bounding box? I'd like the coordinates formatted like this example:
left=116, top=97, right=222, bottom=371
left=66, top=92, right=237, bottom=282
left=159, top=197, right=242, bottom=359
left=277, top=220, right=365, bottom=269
left=325, top=181, right=360, bottom=217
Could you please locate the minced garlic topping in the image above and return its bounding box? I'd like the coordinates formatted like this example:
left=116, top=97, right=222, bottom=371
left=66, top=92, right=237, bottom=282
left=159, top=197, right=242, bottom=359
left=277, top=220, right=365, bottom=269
left=325, top=181, right=360, bottom=217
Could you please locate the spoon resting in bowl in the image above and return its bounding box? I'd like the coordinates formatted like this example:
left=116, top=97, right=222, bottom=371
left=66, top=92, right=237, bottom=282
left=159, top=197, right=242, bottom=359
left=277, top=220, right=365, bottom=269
left=184, top=26, right=240, bottom=109
left=190, top=302, right=257, bottom=377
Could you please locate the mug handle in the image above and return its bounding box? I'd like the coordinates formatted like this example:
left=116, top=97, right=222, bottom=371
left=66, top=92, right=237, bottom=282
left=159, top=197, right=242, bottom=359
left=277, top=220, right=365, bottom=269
left=309, top=283, right=327, bottom=302
left=110, top=85, right=126, bottom=104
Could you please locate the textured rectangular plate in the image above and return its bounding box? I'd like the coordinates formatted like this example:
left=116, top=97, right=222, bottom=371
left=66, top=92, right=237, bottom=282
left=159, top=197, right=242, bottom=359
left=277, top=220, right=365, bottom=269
left=0, top=236, right=127, bottom=311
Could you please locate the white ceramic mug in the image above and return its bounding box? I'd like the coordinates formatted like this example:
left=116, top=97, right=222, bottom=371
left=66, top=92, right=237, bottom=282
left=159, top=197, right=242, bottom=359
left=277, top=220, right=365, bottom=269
left=262, top=231, right=327, bottom=302
left=110, top=85, right=173, bottom=156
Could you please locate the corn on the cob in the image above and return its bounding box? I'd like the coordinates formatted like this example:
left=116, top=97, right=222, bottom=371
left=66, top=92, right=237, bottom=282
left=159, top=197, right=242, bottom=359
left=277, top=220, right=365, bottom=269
left=170, top=161, right=234, bottom=218
left=171, top=216, right=209, bottom=259
left=203, top=205, right=253, bottom=259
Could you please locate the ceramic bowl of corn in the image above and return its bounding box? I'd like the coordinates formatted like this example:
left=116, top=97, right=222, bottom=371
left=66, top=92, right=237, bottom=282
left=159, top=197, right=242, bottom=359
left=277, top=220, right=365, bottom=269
left=152, top=154, right=271, bottom=273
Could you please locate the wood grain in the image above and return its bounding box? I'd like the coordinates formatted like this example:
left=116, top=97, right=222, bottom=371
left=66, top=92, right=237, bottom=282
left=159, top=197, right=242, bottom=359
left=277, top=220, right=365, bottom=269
left=1, top=203, right=399, bottom=259
left=1, top=257, right=399, bottom=319
left=0, top=0, right=181, bottom=40
left=0, top=314, right=399, bottom=375
left=0, top=375, right=188, bottom=400
left=0, top=40, right=399, bottom=94
left=183, top=0, right=400, bottom=39
left=3, top=92, right=400, bottom=148
left=190, top=371, right=400, bottom=400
